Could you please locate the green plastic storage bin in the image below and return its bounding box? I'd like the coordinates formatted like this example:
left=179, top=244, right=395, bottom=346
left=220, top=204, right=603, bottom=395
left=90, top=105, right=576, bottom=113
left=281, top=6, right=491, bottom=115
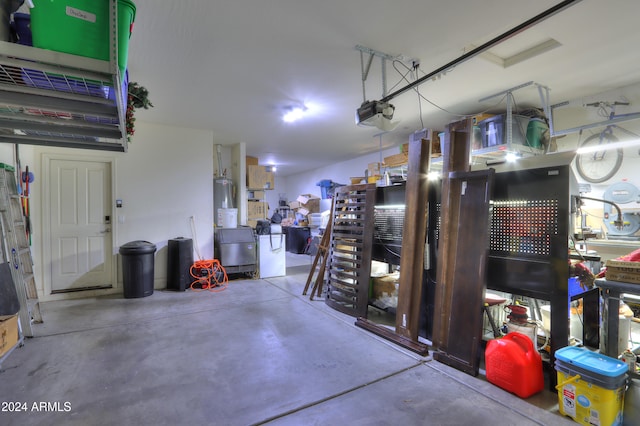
left=31, top=0, right=135, bottom=75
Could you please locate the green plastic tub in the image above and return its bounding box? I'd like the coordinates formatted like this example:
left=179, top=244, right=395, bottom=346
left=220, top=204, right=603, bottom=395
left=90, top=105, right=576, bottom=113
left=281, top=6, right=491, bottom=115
left=525, top=118, right=548, bottom=149
left=31, top=0, right=135, bottom=75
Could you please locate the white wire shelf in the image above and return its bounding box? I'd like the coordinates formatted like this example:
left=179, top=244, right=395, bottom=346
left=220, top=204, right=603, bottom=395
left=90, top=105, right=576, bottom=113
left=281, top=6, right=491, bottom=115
left=0, top=40, right=127, bottom=152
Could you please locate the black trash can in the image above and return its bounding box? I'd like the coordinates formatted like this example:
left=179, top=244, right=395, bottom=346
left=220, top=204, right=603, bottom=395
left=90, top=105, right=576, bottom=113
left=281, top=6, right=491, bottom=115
left=284, top=226, right=311, bottom=254
left=120, top=240, right=157, bottom=298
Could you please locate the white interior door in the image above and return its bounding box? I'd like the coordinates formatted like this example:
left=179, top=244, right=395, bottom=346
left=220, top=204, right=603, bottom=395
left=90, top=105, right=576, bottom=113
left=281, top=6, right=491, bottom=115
left=50, top=159, right=113, bottom=292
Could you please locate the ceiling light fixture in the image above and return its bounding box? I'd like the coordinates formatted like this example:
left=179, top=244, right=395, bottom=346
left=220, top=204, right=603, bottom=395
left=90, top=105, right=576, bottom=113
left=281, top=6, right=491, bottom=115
left=505, top=152, right=520, bottom=162
left=283, top=105, right=307, bottom=123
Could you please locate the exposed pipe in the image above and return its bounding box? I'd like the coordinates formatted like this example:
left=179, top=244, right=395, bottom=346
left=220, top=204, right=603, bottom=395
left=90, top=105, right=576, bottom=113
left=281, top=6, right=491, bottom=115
left=379, top=0, right=583, bottom=104
left=216, top=144, right=224, bottom=178
left=576, top=195, right=624, bottom=230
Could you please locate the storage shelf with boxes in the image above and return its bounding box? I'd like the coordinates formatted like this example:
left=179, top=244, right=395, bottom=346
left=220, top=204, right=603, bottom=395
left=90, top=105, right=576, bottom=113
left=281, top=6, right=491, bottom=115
left=246, top=157, right=275, bottom=228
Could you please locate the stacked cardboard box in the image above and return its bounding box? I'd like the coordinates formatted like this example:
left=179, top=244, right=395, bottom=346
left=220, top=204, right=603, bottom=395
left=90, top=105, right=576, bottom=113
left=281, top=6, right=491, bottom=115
left=247, top=165, right=275, bottom=190
left=605, top=260, right=640, bottom=284
left=290, top=194, right=320, bottom=217
left=247, top=201, right=268, bottom=218
left=383, top=152, right=409, bottom=167
left=246, top=159, right=272, bottom=228
left=247, top=190, right=265, bottom=200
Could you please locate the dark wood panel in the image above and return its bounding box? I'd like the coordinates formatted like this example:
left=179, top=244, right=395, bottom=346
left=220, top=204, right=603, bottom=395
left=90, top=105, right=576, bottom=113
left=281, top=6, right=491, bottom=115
left=395, top=137, right=431, bottom=340
left=432, top=119, right=495, bottom=377
left=325, top=183, right=376, bottom=317
left=433, top=169, right=494, bottom=376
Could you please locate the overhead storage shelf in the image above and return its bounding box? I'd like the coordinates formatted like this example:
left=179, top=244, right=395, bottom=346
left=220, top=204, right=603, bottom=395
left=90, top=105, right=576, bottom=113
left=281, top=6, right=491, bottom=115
left=0, top=39, right=127, bottom=152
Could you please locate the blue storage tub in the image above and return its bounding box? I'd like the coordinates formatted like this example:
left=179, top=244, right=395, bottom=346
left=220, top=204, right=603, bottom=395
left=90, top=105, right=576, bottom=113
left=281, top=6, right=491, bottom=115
left=555, top=346, right=627, bottom=390
left=11, top=12, right=31, bottom=45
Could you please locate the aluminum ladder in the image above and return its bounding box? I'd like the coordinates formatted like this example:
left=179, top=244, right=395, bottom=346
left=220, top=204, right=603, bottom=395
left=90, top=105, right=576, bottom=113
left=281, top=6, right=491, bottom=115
left=0, top=163, right=41, bottom=337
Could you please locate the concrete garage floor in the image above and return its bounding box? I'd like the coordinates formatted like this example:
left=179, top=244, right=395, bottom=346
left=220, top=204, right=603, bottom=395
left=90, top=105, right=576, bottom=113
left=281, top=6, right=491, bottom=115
left=0, top=254, right=574, bottom=426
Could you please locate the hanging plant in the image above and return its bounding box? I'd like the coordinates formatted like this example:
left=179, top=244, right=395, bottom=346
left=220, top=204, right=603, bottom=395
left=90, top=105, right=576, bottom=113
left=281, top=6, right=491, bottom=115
left=126, top=82, right=153, bottom=142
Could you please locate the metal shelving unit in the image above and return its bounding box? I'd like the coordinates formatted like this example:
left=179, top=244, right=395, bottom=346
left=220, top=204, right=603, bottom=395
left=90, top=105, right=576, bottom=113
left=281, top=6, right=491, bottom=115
left=0, top=2, right=127, bottom=152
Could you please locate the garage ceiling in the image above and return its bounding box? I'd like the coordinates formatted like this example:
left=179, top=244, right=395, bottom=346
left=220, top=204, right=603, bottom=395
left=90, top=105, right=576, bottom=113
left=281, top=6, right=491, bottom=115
left=126, top=0, right=640, bottom=176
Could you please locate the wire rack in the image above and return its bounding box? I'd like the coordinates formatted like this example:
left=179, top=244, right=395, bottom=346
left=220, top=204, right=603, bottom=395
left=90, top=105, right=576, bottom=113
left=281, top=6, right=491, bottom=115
left=0, top=41, right=126, bottom=151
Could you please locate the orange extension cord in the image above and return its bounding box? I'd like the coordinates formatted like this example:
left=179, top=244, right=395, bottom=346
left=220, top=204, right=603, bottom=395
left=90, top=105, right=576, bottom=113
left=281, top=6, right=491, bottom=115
left=189, top=259, right=229, bottom=292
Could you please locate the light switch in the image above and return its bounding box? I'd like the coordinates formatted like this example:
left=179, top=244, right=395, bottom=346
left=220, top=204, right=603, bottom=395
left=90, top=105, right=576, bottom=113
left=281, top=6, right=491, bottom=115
left=118, top=215, right=125, bottom=224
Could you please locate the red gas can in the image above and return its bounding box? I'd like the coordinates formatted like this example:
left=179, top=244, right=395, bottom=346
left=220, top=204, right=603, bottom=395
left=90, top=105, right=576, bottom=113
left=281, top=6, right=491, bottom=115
left=485, top=331, right=544, bottom=398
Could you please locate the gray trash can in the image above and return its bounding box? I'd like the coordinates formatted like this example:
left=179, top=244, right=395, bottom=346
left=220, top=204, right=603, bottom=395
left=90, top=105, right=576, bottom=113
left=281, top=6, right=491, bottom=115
left=120, top=240, right=157, bottom=298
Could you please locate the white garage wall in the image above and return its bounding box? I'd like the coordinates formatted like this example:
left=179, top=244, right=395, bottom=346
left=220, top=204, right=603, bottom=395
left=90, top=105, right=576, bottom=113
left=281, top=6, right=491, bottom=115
left=114, top=121, right=215, bottom=267
left=282, top=146, right=401, bottom=204
left=0, top=144, right=15, bottom=165
left=15, top=121, right=214, bottom=300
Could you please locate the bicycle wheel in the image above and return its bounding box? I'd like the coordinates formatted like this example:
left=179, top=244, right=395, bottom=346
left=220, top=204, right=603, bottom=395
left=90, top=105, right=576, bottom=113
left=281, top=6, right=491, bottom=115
left=575, top=133, right=623, bottom=183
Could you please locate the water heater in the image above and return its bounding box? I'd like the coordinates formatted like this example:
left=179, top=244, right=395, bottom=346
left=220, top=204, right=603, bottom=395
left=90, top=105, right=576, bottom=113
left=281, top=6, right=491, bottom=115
left=214, top=177, right=235, bottom=226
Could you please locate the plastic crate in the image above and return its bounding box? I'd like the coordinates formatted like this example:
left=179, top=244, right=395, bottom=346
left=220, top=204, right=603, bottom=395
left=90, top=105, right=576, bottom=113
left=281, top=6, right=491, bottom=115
left=30, top=0, right=135, bottom=75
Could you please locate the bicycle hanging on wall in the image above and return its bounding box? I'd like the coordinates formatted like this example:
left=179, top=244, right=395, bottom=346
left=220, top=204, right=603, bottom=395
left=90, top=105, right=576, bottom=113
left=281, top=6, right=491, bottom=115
left=575, top=101, right=640, bottom=183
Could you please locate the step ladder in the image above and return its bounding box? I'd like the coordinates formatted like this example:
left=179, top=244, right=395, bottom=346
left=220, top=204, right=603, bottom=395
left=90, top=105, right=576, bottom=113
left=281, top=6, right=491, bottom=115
left=0, top=163, right=41, bottom=337
left=302, top=198, right=334, bottom=300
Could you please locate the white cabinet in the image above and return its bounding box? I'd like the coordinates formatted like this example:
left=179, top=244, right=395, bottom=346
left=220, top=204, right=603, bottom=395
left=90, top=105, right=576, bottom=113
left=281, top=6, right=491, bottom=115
left=258, top=234, right=286, bottom=278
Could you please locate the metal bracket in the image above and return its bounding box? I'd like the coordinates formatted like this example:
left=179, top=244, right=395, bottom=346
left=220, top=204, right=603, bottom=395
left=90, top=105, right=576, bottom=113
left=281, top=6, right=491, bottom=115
left=356, top=45, right=418, bottom=100
left=478, top=81, right=552, bottom=149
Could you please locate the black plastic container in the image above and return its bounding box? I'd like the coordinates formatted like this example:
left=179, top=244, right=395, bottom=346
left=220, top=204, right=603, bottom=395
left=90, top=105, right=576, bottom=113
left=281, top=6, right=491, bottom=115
left=284, top=226, right=310, bottom=254
left=120, top=240, right=156, bottom=298
left=167, top=237, right=193, bottom=291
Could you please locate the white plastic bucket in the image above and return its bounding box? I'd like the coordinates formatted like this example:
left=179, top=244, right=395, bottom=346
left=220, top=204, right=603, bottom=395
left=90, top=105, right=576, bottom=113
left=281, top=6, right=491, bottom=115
left=217, top=208, right=237, bottom=228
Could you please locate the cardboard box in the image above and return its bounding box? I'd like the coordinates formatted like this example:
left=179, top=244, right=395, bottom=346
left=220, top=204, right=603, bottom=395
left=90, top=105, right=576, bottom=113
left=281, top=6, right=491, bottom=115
left=383, top=152, right=409, bottom=167
left=247, top=201, right=268, bottom=218
left=606, top=259, right=640, bottom=271
left=294, top=194, right=320, bottom=216
left=470, top=113, right=495, bottom=125
left=281, top=217, right=295, bottom=227
left=605, top=271, right=640, bottom=284
left=247, top=165, right=275, bottom=190
left=246, top=156, right=259, bottom=166
left=247, top=190, right=265, bottom=200
left=368, top=162, right=381, bottom=176
left=0, top=314, right=19, bottom=358
left=371, top=272, right=399, bottom=300
left=605, top=259, right=640, bottom=283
